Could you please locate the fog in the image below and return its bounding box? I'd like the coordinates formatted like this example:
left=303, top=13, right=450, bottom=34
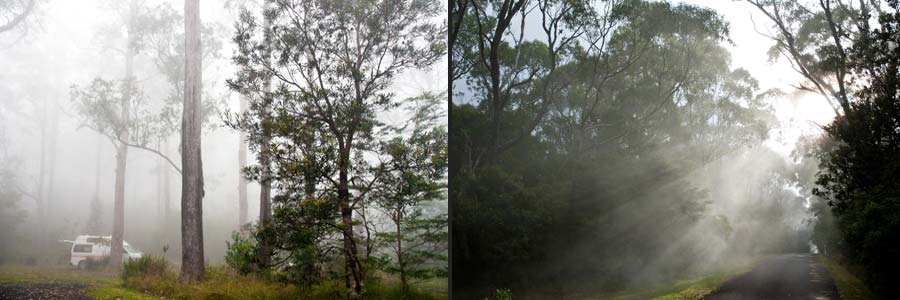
left=450, top=0, right=839, bottom=297
left=0, top=0, right=446, bottom=266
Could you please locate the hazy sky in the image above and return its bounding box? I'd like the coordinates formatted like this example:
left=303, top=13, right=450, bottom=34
left=678, top=0, right=835, bottom=156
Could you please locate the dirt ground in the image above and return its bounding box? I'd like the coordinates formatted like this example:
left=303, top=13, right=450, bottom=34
left=0, top=282, right=94, bottom=300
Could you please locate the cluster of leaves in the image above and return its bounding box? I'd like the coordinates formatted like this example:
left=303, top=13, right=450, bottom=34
left=225, top=231, right=259, bottom=275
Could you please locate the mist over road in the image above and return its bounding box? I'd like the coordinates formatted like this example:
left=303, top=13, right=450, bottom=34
left=705, top=254, right=838, bottom=300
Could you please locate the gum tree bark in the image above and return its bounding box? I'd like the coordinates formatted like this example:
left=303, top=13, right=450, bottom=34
left=179, top=0, right=205, bottom=282
left=256, top=5, right=274, bottom=267
left=238, top=96, right=248, bottom=228
left=110, top=0, right=136, bottom=268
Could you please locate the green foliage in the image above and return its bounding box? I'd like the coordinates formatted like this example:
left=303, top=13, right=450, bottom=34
left=225, top=231, right=259, bottom=275
left=809, top=2, right=900, bottom=298
left=371, top=95, right=449, bottom=292
left=226, top=0, right=447, bottom=296
left=122, top=255, right=169, bottom=279
left=486, top=288, right=512, bottom=300
left=123, top=267, right=301, bottom=300
left=820, top=256, right=874, bottom=300
left=376, top=212, right=448, bottom=281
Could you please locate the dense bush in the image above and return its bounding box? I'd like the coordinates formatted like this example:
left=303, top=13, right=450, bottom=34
left=225, top=231, right=259, bottom=275
left=807, top=2, right=900, bottom=298
left=122, top=255, right=169, bottom=279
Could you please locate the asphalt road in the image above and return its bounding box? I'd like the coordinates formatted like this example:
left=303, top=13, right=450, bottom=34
left=705, top=254, right=838, bottom=300
left=0, top=282, right=94, bottom=300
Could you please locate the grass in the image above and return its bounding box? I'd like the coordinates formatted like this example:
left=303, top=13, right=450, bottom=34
left=123, top=268, right=448, bottom=300
left=0, top=265, right=119, bottom=285
left=365, top=272, right=448, bottom=300
left=820, top=256, right=873, bottom=300
left=123, top=266, right=302, bottom=300
left=0, top=264, right=446, bottom=300
left=89, top=285, right=162, bottom=300
left=374, top=270, right=448, bottom=294
left=0, top=265, right=162, bottom=300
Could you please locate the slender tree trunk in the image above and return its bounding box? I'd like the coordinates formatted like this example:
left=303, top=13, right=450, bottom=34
left=94, top=136, right=102, bottom=213
left=257, top=4, right=274, bottom=267
left=238, top=96, right=248, bottom=229
left=258, top=150, right=271, bottom=261
left=87, top=135, right=103, bottom=235
left=157, top=142, right=163, bottom=219
left=180, top=0, right=205, bottom=282
left=396, top=218, right=407, bottom=292
left=111, top=140, right=128, bottom=267
left=110, top=0, right=136, bottom=269
left=36, top=97, right=47, bottom=237
left=162, top=140, right=172, bottom=259
left=163, top=140, right=171, bottom=227
left=46, top=100, right=58, bottom=222
left=338, top=146, right=364, bottom=299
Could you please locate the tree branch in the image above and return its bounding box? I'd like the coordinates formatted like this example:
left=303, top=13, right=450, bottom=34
left=118, top=138, right=183, bottom=174
left=0, top=0, right=34, bottom=33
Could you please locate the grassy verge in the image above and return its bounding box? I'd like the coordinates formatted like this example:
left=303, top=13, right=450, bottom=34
left=0, top=265, right=446, bottom=300
left=820, top=256, right=873, bottom=300
left=0, top=265, right=162, bottom=300
left=89, top=285, right=162, bottom=300
left=0, top=265, right=117, bottom=284
left=123, top=268, right=447, bottom=300
left=588, top=258, right=763, bottom=300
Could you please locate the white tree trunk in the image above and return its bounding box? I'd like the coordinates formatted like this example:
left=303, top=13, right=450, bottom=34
left=180, top=0, right=205, bottom=282
left=110, top=0, right=135, bottom=268
left=238, top=96, right=248, bottom=228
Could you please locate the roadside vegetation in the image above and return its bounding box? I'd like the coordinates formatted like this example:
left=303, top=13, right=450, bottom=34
left=479, top=258, right=763, bottom=300
left=119, top=257, right=447, bottom=300
left=820, top=257, right=873, bottom=300
left=0, top=261, right=447, bottom=300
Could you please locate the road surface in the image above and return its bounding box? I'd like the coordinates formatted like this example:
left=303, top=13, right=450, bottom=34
left=705, top=254, right=838, bottom=300
left=0, top=282, right=93, bottom=300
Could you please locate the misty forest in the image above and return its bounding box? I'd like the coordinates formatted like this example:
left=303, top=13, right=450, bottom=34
left=452, top=0, right=900, bottom=299
left=0, top=0, right=448, bottom=300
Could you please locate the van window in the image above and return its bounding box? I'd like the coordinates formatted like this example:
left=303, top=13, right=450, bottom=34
left=73, top=244, right=92, bottom=253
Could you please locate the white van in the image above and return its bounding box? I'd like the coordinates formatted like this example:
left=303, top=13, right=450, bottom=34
left=63, top=235, right=143, bottom=269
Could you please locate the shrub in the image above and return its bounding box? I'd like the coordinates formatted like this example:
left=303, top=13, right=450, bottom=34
left=122, top=255, right=168, bottom=279
left=225, top=231, right=259, bottom=275
left=486, top=288, right=512, bottom=300
left=122, top=272, right=180, bottom=297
